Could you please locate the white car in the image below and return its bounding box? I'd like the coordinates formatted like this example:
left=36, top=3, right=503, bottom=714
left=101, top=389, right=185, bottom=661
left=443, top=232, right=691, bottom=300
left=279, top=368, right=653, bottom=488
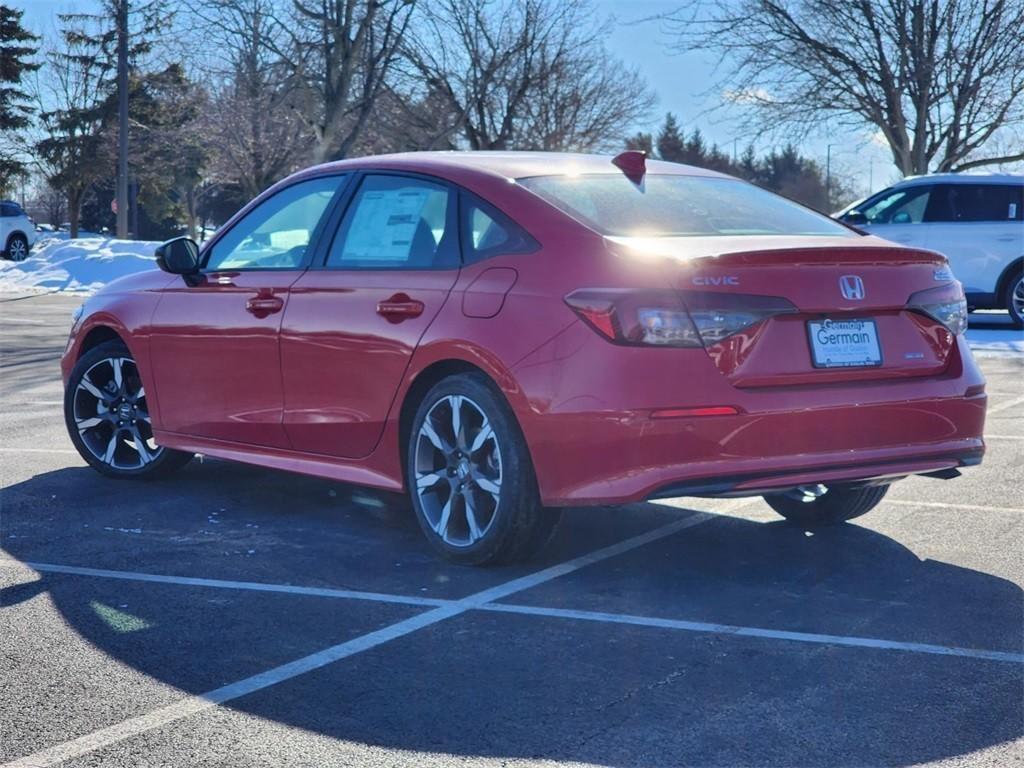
left=1, top=200, right=38, bottom=261
left=838, top=174, right=1024, bottom=327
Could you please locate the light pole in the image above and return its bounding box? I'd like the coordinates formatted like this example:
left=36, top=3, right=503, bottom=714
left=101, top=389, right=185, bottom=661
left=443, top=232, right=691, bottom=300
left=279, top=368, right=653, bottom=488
left=115, top=0, right=129, bottom=239
left=825, top=143, right=834, bottom=210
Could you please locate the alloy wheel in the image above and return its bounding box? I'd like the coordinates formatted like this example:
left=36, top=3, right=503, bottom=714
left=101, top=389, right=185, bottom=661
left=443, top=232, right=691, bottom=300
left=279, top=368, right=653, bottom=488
left=9, top=238, right=27, bottom=261
left=1012, top=276, right=1024, bottom=321
left=413, top=394, right=502, bottom=547
left=72, top=356, right=162, bottom=470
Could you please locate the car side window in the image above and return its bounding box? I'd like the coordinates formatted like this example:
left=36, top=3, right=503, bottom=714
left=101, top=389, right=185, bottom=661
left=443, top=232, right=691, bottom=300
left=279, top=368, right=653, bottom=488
left=927, top=184, right=1024, bottom=223
left=863, top=186, right=932, bottom=224
left=326, top=175, right=456, bottom=269
left=205, top=176, right=345, bottom=271
left=461, top=194, right=537, bottom=263
left=0, top=203, right=18, bottom=217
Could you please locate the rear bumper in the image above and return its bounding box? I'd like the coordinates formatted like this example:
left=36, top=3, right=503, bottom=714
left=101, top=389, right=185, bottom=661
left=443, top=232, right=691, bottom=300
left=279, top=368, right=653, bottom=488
left=513, top=326, right=987, bottom=506
left=646, top=445, right=983, bottom=500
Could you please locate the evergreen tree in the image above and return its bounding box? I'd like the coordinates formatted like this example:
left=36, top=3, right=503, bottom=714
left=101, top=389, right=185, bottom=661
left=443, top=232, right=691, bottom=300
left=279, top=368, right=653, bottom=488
left=0, top=5, right=39, bottom=191
left=624, top=131, right=654, bottom=156
left=655, top=113, right=686, bottom=162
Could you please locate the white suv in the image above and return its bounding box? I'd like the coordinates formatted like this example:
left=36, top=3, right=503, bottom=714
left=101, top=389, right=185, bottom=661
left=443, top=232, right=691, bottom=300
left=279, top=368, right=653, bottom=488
left=838, top=174, right=1024, bottom=327
left=1, top=200, right=37, bottom=261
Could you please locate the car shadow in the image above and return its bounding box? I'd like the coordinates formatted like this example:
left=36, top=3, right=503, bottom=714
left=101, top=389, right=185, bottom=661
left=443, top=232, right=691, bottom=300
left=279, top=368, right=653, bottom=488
left=2, top=464, right=1021, bottom=767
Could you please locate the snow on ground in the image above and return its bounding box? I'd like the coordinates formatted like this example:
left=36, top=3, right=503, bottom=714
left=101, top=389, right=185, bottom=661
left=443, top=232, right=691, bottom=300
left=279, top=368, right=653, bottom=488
left=0, top=237, right=160, bottom=294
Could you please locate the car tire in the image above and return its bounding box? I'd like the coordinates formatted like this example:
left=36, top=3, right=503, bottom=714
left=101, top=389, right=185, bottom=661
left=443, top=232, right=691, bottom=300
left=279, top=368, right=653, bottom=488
left=1003, top=268, right=1024, bottom=328
left=64, top=339, right=193, bottom=479
left=763, top=483, right=889, bottom=527
left=406, top=372, right=552, bottom=566
left=5, top=233, right=28, bottom=261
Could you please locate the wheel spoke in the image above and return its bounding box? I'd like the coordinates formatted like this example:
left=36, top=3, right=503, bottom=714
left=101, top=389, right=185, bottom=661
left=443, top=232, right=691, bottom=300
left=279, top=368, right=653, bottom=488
left=450, top=395, right=464, bottom=448
left=464, top=492, right=482, bottom=543
left=102, top=433, right=118, bottom=463
left=435, top=497, right=453, bottom=539
left=132, top=431, right=153, bottom=464
left=79, top=375, right=106, bottom=401
left=419, top=417, right=448, bottom=453
left=111, top=358, right=124, bottom=391
left=76, top=416, right=104, bottom=431
left=469, top=421, right=493, bottom=453
left=416, top=471, right=445, bottom=490
left=472, top=472, right=500, bottom=496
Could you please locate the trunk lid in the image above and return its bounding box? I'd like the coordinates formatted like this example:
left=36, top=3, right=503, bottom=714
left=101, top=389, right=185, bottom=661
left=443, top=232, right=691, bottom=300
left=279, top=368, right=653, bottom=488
left=608, top=235, right=959, bottom=387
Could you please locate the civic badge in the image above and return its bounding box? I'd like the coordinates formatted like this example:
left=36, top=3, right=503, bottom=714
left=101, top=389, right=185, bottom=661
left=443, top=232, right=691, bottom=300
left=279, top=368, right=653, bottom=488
left=839, top=275, right=865, bottom=300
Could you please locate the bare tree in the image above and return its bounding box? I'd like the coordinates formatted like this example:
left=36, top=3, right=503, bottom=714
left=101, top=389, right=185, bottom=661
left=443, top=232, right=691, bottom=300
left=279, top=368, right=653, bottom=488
left=406, top=0, right=651, bottom=151
left=188, top=0, right=313, bottom=197
left=271, top=0, right=417, bottom=163
left=519, top=40, right=655, bottom=151
left=666, top=0, right=1024, bottom=175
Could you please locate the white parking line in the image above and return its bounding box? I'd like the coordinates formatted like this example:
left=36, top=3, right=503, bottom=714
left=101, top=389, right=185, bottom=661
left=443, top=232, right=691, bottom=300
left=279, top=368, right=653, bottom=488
left=887, top=500, right=1024, bottom=514
left=987, top=393, right=1024, bottom=415
left=0, top=447, right=78, bottom=455
left=479, top=604, right=1024, bottom=665
left=5, top=561, right=450, bottom=608
left=0, top=512, right=712, bottom=768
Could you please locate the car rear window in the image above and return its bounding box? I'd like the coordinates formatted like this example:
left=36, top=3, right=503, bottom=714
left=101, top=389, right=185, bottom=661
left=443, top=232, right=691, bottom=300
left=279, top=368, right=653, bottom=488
left=518, top=174, right=854, bottom=238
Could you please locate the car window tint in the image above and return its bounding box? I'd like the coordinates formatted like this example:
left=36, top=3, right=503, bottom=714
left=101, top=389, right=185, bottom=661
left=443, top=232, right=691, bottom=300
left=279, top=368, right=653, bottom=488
left=927, top=184, right=1024, bottom=223
left=327, top=175, right=453, bottom=269
left=205, top=176, right=344, bottom=271
left=470, top=206, right=509, bottom=252
left=519, top=175, right=853, bottom=237
left=863, top=186, right=931, bottom=224
left=0, top=203, right=18, bottom=217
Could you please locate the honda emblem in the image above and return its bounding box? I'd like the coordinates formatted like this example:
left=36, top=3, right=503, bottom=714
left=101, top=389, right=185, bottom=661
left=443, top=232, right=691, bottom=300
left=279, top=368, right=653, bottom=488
left=839, top=275, right=865, bottom=301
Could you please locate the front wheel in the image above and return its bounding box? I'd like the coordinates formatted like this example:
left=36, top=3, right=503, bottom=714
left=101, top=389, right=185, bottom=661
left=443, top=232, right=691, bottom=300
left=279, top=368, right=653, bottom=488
left=64, top=339, right=193, bottom=479
left=763, top=483, right=889, bottom=527
left=1004, top=270, right=1024, bottom=329
left=5, top=234, right=28, bottom=261
left=407, top=373, right=556, bottom=566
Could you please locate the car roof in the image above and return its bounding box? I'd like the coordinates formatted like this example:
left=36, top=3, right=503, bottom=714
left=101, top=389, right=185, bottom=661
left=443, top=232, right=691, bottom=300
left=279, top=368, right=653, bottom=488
left=895, top=172, right=1024, bottom=187
left=308, top=151, right=730, bottom=182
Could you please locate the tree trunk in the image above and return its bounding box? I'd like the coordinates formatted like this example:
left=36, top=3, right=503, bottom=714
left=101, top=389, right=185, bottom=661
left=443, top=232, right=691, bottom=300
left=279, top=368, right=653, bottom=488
left=68, top=189, right=81, bottom=239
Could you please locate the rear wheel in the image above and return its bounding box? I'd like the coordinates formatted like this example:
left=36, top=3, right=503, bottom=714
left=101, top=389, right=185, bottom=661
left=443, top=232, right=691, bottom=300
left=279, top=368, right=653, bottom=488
left=5, top=233, right=28, bottom=261
left=763, top=483, right=889, bottom=527
left=64, top=339, right=193, bottom=479
left=407, top=373, right=553, bottom=565
left=1004, top=269, right=1024, bottom=328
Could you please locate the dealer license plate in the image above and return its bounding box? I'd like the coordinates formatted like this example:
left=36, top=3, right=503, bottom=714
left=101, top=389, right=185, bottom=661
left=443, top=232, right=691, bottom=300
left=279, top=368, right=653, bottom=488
left=807, top=318, right=882, bottom=368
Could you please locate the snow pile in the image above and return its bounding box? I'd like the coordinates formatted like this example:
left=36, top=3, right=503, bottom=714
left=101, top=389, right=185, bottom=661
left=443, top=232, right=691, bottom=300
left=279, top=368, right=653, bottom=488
left=0, top=237, right=161, bottom=294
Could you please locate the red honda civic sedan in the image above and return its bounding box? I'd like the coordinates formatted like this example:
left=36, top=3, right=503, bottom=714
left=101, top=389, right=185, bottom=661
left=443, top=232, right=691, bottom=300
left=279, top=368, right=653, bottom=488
left=62, top=151, right=987, bottom=564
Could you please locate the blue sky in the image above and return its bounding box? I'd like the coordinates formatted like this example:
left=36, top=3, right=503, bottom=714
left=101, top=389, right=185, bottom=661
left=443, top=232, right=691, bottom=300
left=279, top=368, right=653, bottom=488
left=17, top=0, right=895, bottom=193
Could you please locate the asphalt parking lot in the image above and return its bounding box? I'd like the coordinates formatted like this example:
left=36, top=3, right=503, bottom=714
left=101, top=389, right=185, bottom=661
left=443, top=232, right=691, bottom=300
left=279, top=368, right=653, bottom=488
left=2, top=293, right=1022, bottom=768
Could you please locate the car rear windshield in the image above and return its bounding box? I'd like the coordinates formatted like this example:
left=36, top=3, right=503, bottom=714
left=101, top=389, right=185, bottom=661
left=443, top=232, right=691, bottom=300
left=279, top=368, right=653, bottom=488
left=518, top=174, right=854, bottom=238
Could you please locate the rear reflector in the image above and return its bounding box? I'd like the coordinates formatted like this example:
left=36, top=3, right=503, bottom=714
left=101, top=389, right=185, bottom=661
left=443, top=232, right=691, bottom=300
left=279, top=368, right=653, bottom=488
left=650, top=406, right=739, bottom=419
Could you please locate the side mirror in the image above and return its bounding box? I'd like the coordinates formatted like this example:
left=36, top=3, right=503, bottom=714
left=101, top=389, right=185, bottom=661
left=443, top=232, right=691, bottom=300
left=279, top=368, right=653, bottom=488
left=155, top=236, right=200, bottom=276
left=842, top=211, right=868, bottom=226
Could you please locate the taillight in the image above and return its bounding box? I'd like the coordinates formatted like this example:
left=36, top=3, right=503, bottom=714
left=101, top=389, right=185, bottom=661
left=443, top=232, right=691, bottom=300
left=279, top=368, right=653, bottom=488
left=908, top=282, right=968, bottom=335
left=564, top=289, right=796, bottom=347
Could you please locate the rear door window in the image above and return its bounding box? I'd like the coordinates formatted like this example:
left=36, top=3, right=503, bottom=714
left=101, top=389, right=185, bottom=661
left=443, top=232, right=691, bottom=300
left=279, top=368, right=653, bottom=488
left=927, top=184, right=1024, bottom=222
left=326, top=175, right=457, bottom=269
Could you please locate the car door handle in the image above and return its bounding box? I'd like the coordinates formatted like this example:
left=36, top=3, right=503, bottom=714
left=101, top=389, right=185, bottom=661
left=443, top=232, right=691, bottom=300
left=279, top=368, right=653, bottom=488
left=377, top=293, right=425, bottom=321
left=246, top=296, right=284, bottom=316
